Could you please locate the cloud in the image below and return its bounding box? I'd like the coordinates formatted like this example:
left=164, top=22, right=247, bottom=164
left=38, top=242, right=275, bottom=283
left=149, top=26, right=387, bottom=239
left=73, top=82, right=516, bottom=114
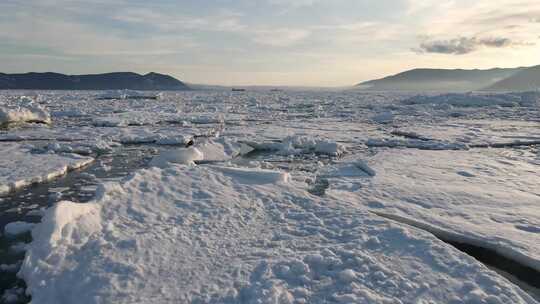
left=415, top=36, right=523, bottom=55
left=251, top=29, right=310, bottom=47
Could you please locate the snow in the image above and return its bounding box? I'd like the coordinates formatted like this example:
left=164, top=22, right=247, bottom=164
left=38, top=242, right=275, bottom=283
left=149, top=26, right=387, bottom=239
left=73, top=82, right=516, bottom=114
left=19, top=164, right=537, bottom=303
left=0, top=143, right=94, bottom=195
left=4, top=221, right=35, bottom=237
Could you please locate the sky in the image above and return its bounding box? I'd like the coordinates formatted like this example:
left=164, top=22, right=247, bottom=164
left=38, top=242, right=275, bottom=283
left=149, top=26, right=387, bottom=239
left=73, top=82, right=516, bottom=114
left=1, top=0, right=540, bottom=86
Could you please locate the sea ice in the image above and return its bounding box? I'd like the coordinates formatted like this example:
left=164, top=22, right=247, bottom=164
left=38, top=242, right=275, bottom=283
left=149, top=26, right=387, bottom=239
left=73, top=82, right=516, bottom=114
left=0, top=143, right=94, bottom=195
left=19, top=164, right=537, bottom=303
left=328, top=149, right=540, bottom=272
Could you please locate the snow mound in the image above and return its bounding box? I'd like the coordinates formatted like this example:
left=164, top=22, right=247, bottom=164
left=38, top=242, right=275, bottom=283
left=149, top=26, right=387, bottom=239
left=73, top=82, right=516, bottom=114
left=0, top=103, right=51, bottom=125
left=19, top=165, right=537, bottom=303
left=195, top=138, right=254, bottom=161
left=150, top=147, right=204, bottom=167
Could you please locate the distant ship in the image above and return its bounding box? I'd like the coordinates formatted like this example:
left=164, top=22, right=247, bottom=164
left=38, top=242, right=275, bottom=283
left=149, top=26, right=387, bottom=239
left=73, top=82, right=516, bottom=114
left=231, top=88, right=246, bottom=92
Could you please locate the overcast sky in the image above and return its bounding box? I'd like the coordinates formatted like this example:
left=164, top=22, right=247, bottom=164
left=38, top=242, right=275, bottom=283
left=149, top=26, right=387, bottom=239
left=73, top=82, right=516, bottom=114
left=1, top=0, right=540, bottom=86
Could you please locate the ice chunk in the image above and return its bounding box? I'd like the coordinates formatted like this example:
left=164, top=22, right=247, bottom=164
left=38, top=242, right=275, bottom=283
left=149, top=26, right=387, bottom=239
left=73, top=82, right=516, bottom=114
left=314, top=140, right=344, bottom=156
left=0, top=104, right=51, bottom=125
left=150, top=147, right=204, bottom=167
left=371, top=112, right=394, bottom=124
left=4, top=221, right=35, bottom=237
left=211, top=166, right=290, bottom=185
left=155, top=134, right=192, bottom=146
left=245, top=135, right=345, bottom=156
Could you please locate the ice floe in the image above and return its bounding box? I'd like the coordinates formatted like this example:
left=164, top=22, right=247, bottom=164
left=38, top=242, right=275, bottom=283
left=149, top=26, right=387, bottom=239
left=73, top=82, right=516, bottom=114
left=0, top=143, right=94, bottom=195
left=327, top=149, right=540, bottom=273
left=19, top=164, right=537, bottom=303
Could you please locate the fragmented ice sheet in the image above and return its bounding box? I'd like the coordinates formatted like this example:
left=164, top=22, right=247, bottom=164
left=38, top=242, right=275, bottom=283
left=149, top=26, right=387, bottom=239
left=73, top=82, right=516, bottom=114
left=402, top=91, right=539, bottom=108
left=327, top=148, right=540, bottom=272
left=390, top=120, right=540, bottom=147
left=20, top=164, right=536, bottom=303
left=0, top=143, right=94, bottom=195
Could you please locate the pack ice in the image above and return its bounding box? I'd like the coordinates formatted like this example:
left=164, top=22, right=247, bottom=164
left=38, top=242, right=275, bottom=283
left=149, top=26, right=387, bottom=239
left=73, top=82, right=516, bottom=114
left=0, top=89, right=538, bottom=303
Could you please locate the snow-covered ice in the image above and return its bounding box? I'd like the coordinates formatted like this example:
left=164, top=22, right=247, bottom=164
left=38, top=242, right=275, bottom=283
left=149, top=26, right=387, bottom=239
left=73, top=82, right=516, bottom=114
left=0, top=143, right=94, bottom=195
left=0, top=89, right=537, bottom=303
left=0, top=97, right=51, bottom=126
left=327, top=148, right=540, bottom=272
left=149, top=147, right=204, bottom=167
left=20, top=164, right=536, bottom=303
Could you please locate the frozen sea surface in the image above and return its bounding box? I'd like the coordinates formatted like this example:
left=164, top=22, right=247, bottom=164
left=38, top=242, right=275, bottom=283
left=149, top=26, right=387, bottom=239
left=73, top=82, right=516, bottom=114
left=0, top=90, right=538, bottom=303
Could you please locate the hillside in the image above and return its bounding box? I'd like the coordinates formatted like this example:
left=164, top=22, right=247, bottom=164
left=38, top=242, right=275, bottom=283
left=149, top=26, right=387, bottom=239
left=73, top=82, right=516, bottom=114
left=357, top=67, right=525, bottom=92
left=484, top=65, right=540, bottom=91
left=0, top=72, right=189, bottom=91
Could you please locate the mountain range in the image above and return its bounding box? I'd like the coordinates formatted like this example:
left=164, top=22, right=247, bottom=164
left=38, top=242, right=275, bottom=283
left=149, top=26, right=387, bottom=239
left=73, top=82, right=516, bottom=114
left=0, top=72, right=189, bottom=91
left=357, top=65, right=540, bottom=92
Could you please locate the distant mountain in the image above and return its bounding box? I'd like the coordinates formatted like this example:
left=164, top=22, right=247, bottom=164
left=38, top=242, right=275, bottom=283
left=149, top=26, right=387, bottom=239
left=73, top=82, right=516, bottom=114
left=357, top=67, right=526, bottom=92
left=484, top=65, right=540, bottom=91
left=0, top=72, right=189, bottom=90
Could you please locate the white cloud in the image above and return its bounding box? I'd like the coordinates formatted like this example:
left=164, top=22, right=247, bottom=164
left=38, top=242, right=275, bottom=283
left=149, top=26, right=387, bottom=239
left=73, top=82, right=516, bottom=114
left=251, top=29, right=311, bottom=47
